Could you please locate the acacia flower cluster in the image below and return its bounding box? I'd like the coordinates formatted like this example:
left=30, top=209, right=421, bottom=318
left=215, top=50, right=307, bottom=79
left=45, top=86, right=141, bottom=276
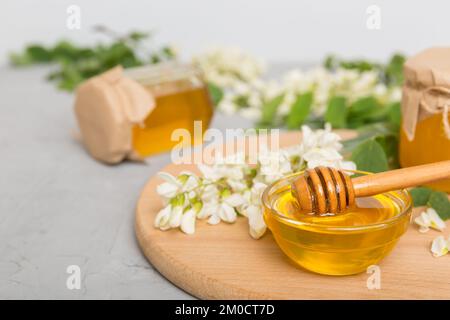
left=154, top=124, right=356, bottom=239
left=193, top=46, right=401, bottom=122
left=193, top=47, right=401, bottom=121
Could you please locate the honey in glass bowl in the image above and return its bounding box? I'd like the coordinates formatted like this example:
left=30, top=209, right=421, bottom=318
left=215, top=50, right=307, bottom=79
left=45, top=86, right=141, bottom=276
left=125, top=62, right=213, bottom=157
left=262, top=171, right=412, bottom=276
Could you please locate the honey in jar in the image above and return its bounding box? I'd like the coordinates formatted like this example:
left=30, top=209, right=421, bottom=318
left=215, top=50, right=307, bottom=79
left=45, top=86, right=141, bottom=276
left=125, top=63, right=214, bottom=157
left=399, top=47, right=450, bottom=192
left=400, top=114, right=450, bottom=192
left=262, top=171, right=412, bottom=275
left=74, top=64, right=213, bottom=164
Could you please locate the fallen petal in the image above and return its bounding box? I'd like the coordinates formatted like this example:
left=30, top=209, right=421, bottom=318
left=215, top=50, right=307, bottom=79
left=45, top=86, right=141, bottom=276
left=431, top=236, right=449, bottom=257
left=426, top=208, right=446, bottom=231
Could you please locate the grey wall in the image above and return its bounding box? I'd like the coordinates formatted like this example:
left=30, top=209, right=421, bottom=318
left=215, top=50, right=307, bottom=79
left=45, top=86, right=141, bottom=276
left=0, top=0, right=448, bottom=64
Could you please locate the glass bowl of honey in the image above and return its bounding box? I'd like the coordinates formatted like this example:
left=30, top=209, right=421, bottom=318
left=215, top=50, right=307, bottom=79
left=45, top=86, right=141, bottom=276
left=262, top=170, right=412, bottom=276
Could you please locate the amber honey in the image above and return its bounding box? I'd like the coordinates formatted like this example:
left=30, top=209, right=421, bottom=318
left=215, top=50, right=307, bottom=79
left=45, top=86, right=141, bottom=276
left=126, top=63, right=213, bottom=157
left=262, top=171, right=412, bottom=275
left=399, top=113, right=450, bottom=192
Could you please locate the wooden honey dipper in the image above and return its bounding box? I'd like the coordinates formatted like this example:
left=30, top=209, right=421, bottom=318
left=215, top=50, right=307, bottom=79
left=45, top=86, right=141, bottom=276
left=291, top=161, right=450, bottom=214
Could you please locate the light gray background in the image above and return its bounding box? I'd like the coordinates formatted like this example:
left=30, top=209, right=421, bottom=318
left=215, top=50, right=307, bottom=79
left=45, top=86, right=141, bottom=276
left=0, top=65, right=258, bottom=299
left=1, top=1, right=450, bottom=63
left=0, top=1, right=448, bottom=299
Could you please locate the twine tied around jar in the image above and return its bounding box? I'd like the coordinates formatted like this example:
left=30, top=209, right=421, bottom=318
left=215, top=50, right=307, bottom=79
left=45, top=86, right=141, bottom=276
left=403, top=84, right=450, bottom=141
left=420, top=86, right=450, bottom=140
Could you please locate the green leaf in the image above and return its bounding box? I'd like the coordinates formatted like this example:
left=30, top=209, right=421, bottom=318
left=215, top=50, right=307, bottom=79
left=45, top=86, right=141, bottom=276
left=260, top=94, right=284, bottom=125
left=428, top=191, right=450, bottom=220
left=323, top=55, right=337, bottom=70
left=385, top=53, right=406, bottom=86
left=325, top=96, right=347, bottom=128
left=9, top=28, right=175, bottom=92
left=127, top=31, right=150, bottom=42
left=351, top=139, right=389, bottom=173
left=375, top=134, right=399, bottom=168
left=52, top=40, right=80, bottom=60
left=322, top=55, right=380, bottom=73
left=233, top=95, right=249, bottom=108
left=387, top=102, right=401, bottom=128
left=207, top=82, right=224, bottom=106
left=161, top=46, right=176, bottom=59
left=347, top=96, right=381, bottom=121
left=9, top=52, right=33, bottom=66
left=286, top=92, right=313, bottom=129
left=410, top=187, right=433, bottom=207
left=26, top=45, right=53, bottom=62
left=340, top=60, right=375, bottom=72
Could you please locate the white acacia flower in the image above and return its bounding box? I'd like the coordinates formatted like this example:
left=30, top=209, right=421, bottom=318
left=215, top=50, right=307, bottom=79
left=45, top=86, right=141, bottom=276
left=247, top=92, right=262, bottom=108
left=154, top=124, right=357, bottom=240
left=156, top=172, right=198, bottom=199
left=200, top=184, right=219, bottom=202
left=154, top=205, right=172, bottom=231
left=414, top=208, right=446, bottom=233
left=239, top=107, right=261, bottom=121
left=303, top=148, right=343, bottom=167
left=389, top=87, right=402, bottom=102
left=239, top=182, right=268, bottom=239
left=298, top=123, right=356, bottom=172
left=258, top=149, right=292, bottom=184
left=195, top=47, right=401, bottom=122
left=431, top=236, right=449, bottom=257
left=197, top=200, right=218, bottom=220
left=218, top=100, right=237, bottom=115
left=154, top=192, right=187, bottom=230
left=198, top=153, right=245, bottom=183
left=193, top=46, right=265, bottom=85
left=262, top=80, right=283, bottom=100
left=300, top=123, right=343, bottom=152
left=207, top=192, right=245, bottom=225
left=156, top=172, right=180, bottom=199
left=169, top=205, right=184, bottom=228
left=181, top=208, right=196, bottom=235
left=247, top=204, right=267, bottom=239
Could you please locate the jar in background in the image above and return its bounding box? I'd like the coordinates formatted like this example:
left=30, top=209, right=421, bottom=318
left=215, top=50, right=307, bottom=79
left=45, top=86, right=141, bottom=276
left=74, top=63, right=214, bottom=164
left=125, top=62, right=214, bottom=157
left=399, top=48, right=450, bottom=192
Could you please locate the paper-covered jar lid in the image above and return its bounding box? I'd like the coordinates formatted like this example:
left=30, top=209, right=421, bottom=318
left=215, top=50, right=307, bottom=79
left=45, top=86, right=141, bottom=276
left=404, top=47, right=450, bottom=88
left=74, top=66, right=155, bottom=164
left=402, top=48, right=450, bottom=141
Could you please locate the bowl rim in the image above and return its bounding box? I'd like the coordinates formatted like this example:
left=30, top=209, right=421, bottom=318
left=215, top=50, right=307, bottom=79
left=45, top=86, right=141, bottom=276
left=261, top=169, right=413, bottom=232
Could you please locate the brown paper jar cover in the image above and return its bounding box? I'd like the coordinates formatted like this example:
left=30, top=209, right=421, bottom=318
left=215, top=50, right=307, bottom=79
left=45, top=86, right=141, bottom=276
left=402, top=47, right=450, bottom=141
left=74, top=66, right=155, bottom=164
left=400, top=47, right=450, bottom=192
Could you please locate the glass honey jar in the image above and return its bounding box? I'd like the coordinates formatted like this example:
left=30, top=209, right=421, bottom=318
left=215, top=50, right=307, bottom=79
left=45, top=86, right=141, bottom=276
left=399, top=48, right=450, bottom=192
left=125, top=62, right=214, bottom=157
left=74, top=63, right=213, bottom=164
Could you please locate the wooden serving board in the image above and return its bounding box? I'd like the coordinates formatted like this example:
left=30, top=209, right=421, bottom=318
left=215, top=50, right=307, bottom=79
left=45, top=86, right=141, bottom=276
left=135, top=131, right=450, bottom=299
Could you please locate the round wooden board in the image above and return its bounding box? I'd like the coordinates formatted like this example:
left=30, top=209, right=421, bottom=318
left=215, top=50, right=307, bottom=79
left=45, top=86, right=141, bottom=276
left=135, top=130, right=450, bottom=299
